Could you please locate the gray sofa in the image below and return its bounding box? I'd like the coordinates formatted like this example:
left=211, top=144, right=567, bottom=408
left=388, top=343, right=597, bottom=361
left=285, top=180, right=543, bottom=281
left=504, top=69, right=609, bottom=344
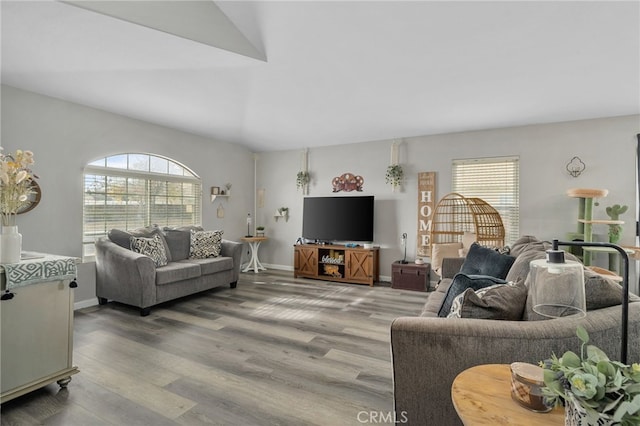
left=391, top=236, right=640, bottom=426
left=95, top=225, right=243, bottom=316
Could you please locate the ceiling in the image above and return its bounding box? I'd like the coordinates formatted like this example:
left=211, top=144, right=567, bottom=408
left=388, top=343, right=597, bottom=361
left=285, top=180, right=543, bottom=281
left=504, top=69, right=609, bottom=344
left=2, top=1, right=639, bottom=153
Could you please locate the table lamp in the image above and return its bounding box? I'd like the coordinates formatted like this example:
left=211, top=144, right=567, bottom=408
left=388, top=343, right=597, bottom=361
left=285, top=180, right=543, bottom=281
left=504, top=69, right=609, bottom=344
left=246, top=213, right=252, bottom=237
left=400, top=233, right=408, bottom=264
left=551, top=239, right=631, bottom=364
left=529, top=242, right=586, bottom=319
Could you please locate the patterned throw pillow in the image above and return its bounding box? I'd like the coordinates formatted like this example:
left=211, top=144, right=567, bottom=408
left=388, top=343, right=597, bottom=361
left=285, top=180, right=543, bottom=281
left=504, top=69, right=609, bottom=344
left=130, top=234, right=169, bottom=267
left=189, top=230, right=223, bottom=259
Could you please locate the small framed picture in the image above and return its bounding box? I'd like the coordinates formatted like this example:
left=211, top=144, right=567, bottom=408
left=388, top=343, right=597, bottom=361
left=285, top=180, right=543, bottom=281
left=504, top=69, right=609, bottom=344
left=211, top=186, right=220, bottom=195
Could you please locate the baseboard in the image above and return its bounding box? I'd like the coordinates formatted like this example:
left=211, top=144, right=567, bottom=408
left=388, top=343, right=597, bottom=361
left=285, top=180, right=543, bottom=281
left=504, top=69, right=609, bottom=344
left=261, top=263, right=294, bottom=272
left=74, top=297, right=99, bottom=311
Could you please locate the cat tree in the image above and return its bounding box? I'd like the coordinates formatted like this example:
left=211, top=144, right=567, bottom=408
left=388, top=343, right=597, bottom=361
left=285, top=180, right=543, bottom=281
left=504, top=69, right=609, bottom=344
left=566, top=188, right=630, bottom=274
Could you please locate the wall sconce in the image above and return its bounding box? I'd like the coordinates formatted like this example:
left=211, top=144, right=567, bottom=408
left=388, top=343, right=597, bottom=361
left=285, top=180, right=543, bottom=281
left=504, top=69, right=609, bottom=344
left=566, top=156, right=586, bottom=178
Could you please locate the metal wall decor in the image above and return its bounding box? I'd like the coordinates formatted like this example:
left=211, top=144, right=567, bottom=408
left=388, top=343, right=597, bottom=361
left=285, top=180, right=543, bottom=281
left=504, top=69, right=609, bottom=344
left=332, top=172, right=364, bottom=192
left=566, top=156, right=586, bottom=178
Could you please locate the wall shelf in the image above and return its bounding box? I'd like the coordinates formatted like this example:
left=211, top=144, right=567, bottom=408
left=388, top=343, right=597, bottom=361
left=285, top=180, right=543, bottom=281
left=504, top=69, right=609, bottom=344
left=210, top=194, right=230, bottom=203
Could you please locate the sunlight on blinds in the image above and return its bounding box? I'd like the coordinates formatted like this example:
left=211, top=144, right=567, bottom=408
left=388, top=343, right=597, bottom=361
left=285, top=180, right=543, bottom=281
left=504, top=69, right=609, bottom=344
left=452, top=156, right=519, bottom=245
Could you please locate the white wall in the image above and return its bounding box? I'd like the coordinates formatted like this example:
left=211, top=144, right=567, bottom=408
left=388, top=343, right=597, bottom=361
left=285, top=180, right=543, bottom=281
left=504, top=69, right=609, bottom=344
left=256, top=116, right=639, bottom=287
left=3, top=85, right=638, bottom=305
left=1, top=85, right=256, bottom=306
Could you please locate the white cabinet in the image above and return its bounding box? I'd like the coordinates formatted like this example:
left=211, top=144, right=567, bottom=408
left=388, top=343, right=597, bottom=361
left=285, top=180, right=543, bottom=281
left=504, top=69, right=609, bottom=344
left=1, top=270, right=78, bottom=403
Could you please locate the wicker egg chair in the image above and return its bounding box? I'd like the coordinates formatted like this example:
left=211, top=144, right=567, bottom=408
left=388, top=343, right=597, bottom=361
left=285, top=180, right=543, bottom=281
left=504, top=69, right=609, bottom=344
left=430, top=193, right=505, bottom=250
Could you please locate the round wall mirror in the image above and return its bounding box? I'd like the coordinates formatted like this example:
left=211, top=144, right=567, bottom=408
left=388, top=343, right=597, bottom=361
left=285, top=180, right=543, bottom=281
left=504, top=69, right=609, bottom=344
left=17, top=180, right=42, bottom=214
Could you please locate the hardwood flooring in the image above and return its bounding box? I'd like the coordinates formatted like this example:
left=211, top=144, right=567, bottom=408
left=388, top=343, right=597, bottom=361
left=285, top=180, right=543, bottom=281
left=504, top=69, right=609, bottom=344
left=0, top=271, right=429, bottom=426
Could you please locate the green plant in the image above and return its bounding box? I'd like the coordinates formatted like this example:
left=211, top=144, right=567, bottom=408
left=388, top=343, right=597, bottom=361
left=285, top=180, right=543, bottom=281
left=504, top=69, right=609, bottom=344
left=296, top=171, right=310, bottom=189
left=605, top=204, right=628, bottom=243
left=256, top=226, right=265, bottom=231
left=278, top=207, right=289, bottom=215
left=385, top=164, right=403, bottom=187
left=540, top=326, right=640, bottom=425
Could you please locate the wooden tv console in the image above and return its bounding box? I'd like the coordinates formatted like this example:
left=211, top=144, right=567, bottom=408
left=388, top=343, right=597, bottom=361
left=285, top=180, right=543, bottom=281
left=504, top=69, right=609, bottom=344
left=293, top=244, right=379, bottom=286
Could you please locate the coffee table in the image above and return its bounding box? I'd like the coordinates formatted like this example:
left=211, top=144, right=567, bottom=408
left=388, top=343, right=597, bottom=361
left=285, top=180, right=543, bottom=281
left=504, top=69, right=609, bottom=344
left=451, top=364, right=564, bottom=425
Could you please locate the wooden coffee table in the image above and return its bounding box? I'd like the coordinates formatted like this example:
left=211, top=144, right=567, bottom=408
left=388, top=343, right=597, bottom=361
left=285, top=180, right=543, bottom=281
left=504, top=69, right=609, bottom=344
left=451, top=364, right=564, bottom=425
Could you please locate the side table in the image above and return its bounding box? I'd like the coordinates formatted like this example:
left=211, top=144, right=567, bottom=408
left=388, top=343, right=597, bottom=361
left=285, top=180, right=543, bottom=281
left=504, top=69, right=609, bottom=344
left=451, top=364, right=564, bottom=425
left=391, top=261, right=430, bottom=291
left=241, top=237, right=268, bottom=273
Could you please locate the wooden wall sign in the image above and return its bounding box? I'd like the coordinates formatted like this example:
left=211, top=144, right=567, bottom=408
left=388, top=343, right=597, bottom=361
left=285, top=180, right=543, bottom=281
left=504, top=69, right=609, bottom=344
left=417, top=172, right=436, bottom=257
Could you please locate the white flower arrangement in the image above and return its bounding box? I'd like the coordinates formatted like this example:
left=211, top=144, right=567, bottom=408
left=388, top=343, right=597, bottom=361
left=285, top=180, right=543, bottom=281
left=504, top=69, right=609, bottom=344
left=0, top=148, right=36, bottom=226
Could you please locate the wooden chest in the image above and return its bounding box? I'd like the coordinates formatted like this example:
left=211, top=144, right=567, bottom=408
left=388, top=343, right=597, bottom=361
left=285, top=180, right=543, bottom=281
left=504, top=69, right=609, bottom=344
left=391, top=261, right=431, bottom=292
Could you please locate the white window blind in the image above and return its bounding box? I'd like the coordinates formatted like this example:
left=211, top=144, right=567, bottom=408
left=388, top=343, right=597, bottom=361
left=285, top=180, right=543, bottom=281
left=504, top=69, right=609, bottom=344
left=83, top=153, right=202, bottom=257
left=452, top=156, right=520, bottom=245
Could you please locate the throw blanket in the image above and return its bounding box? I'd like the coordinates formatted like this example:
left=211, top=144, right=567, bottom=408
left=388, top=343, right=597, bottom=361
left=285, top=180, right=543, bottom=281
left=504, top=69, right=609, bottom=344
left=2, top=252, right=78, bottom=289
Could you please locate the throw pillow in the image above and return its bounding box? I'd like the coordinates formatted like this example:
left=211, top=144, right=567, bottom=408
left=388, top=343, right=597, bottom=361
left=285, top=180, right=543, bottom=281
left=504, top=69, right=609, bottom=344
left=190, top=229, right=224, bottom=259
left=431, top=242, right=463, bottom=277
left=130, top=234, right=169, bottom=267
left=437, top=273, right=507, bottom=317
left=109, top=225, right=172, bottom=262
left=459, top=242, right=515, bottom=279
left=163, top=225, right=204, bottom=261
left=448, top=278, right=527, bottom=320
left=460, top=232, right=476, bottom=256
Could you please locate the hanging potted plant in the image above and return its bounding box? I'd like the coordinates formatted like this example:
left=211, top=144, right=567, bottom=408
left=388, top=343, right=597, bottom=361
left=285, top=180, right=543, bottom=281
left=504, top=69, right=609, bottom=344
left=385, top=164, right=404, bottom=189
left=296, top=171, right=310, bottom=191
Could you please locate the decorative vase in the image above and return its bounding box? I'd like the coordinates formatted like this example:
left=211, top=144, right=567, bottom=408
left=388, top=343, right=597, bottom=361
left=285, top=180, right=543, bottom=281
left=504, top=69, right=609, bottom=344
left=565, top=395, right=614, bottom=426
left=1, top=225, right=22, bottom=264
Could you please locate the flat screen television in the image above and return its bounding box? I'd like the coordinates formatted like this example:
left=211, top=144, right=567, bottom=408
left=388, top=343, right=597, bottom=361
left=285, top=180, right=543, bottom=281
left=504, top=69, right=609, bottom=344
left=302, top=196, right=374, bottom=243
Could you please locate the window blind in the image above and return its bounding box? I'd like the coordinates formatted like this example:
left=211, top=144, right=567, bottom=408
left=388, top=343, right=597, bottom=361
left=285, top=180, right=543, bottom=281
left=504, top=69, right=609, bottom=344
left=452, top=156, right=520, bottom=245
left=83, top=153, right=202, bottom=257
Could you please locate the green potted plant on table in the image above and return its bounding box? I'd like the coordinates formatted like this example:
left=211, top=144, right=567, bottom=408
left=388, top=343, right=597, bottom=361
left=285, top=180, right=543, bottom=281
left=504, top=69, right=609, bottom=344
left=256, top=226, right=265, bottom=237
left=540, top=326, right=640, bottom=425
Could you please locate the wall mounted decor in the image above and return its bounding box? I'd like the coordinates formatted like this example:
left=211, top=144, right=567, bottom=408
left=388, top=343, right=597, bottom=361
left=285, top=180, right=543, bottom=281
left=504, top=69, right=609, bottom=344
left=417, top=172, right=436, bottom=257
left=566, top=156, right=586, bottom=177
left=297, top=149, right=310, bottom=194
left=332, top=172, right=364, bottom=192
left=386, top=141, right=404, bottom=191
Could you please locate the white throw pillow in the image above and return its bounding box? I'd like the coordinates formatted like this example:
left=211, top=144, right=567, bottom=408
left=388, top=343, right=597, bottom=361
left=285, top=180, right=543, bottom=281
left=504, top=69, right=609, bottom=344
left=431, top=242, right=463, bottom=277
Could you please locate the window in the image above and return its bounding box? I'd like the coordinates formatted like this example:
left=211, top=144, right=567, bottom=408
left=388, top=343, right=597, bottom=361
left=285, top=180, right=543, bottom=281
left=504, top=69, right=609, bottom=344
left=452, top=156, right=520, bottom=245
left=83, top=153, right=202, bottom=257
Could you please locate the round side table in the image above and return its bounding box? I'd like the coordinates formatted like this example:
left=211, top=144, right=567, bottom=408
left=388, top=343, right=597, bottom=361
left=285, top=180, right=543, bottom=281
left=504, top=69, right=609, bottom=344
left=451, top=364, right=564, bottom=425
left=241, top=237, right=268, bottom=273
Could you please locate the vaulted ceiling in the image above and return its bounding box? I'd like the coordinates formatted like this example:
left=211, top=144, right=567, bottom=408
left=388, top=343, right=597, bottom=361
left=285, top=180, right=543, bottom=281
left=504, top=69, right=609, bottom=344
left=2, top=1, right=639, bottom=152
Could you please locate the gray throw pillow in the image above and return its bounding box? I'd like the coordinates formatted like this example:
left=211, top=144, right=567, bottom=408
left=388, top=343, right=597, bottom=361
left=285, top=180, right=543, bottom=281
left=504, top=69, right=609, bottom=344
left=448, top=278, right=527, bottom=320
left=163, top=225, right=204, bottom=261
left=459, top=243, right=515, bottom=279
left=109, top=225, right=172, bottom=262
left=437, top=273, right=507, bottom=317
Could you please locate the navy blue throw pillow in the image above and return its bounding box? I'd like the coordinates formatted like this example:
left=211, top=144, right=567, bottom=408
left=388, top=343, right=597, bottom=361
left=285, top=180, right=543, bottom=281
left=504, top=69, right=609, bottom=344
left=437, top=273, right=507, bottom=317
left=459, top=243, right=515, bottom=279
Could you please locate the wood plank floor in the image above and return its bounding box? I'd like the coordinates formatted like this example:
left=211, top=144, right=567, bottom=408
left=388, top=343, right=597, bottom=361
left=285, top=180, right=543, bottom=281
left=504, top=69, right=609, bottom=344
left=0, top=271, right=429, bottom=426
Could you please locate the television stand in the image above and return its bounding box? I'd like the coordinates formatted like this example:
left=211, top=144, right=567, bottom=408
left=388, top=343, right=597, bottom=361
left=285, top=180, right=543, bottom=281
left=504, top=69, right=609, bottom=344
left=293, top=244, right=379, bottom=286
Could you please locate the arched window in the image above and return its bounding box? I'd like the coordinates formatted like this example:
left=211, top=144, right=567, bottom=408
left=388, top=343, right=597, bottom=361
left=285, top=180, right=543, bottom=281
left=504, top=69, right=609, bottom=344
left=83, top=153, right=202, bottom=257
